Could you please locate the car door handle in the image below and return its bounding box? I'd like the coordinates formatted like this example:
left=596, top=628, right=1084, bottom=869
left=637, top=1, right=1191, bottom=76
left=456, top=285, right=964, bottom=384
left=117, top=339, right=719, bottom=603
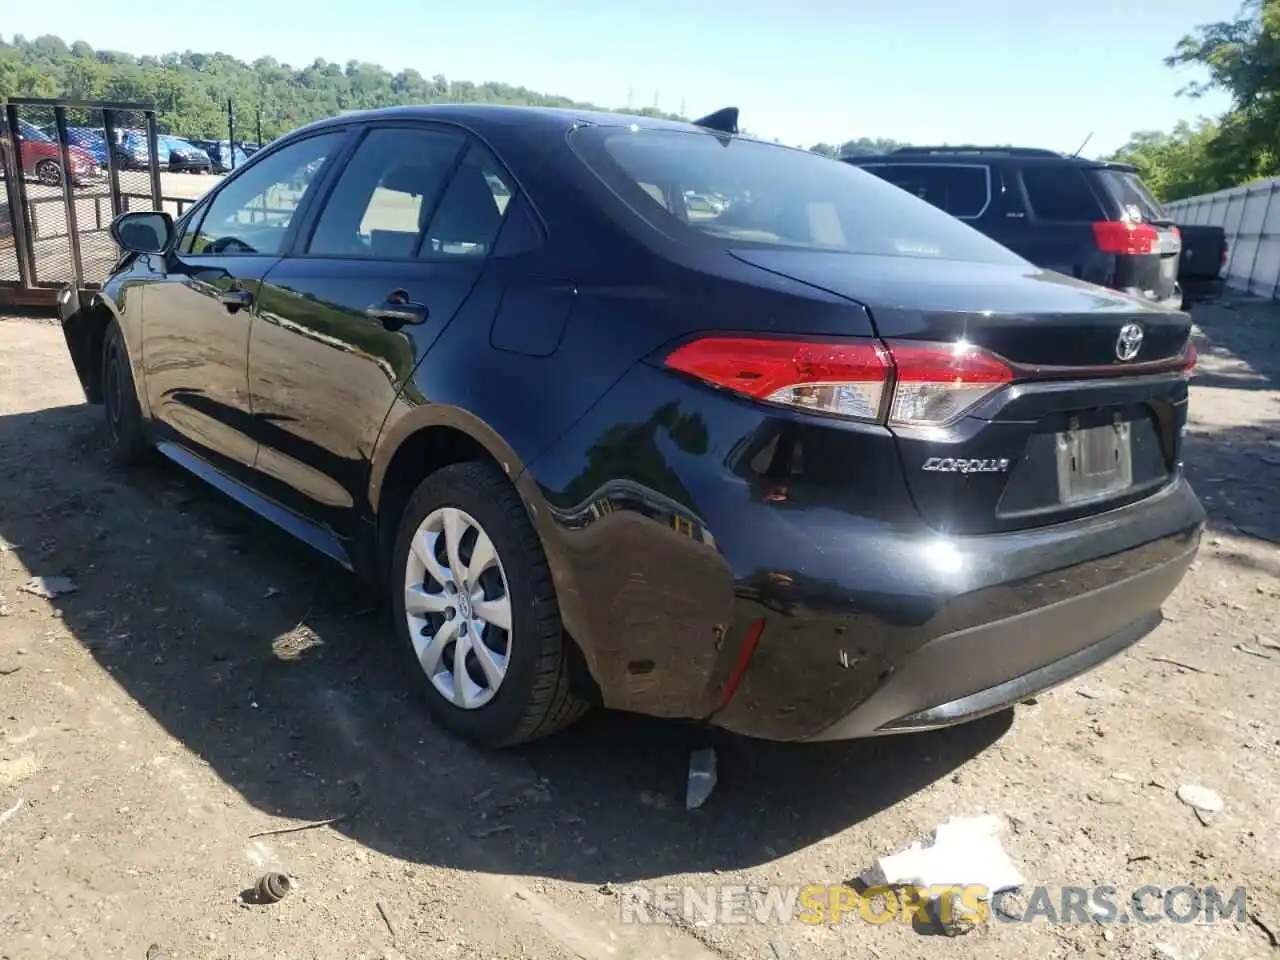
left=218, top=289, right=253, bottom=310
left=366, top=300, right=428, bottom=328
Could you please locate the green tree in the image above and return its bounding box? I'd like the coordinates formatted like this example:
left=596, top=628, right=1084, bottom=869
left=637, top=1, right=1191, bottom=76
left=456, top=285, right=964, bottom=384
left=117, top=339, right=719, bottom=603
left=1160, top=0, right=1280, bottom=188
left=1107, top=120, right=1238, bottom=201
left=809, top=137, right=907, bottom=158
left=0, top=32, right=686, bottom=141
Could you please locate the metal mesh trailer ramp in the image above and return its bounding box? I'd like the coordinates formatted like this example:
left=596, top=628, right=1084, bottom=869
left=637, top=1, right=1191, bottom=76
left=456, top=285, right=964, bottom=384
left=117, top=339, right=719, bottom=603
left=1, top=98, right=198, bottom=314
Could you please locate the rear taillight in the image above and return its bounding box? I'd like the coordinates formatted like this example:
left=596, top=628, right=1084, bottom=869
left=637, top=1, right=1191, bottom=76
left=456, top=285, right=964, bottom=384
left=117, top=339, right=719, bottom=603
left=1093, top=220, right=1160, bottom=256
left=885, top=340, right=1014, bottom=426
left=663, top=337, right=890, bottom=422
left=1182, top=341, right=1198, bottom=377
left=663, top=336, right=1012, bottom=427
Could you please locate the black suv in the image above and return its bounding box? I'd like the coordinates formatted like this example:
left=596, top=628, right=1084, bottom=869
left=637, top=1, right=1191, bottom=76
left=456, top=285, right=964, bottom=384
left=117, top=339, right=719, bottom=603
left=844, top=147, right=1183, bottom=311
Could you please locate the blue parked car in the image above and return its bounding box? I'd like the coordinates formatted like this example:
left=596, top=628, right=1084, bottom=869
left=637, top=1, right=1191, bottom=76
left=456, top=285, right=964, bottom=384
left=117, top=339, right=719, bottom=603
left=109, top=130, right=152, bottom=170
left=187, top=138, right=250, bottom=173
left=38, top=125, right=112, bottom=165
left=66, top=127, right=110, bottom=166
left=157, top=135, right=213, bottom=174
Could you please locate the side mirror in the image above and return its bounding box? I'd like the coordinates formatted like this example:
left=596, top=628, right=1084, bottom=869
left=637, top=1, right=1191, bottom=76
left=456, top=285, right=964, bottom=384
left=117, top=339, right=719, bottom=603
left=110, top=211, right=174, bottom=255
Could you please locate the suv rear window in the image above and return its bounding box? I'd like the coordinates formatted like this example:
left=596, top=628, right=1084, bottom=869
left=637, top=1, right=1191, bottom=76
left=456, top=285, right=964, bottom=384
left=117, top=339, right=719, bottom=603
left=570, top=127, right=1022, bottom=265
left=857, top=163, right=990, bottom=219
left=1020, top=165, right=1105, bottom=222
left=1097, top=170, right=1166, bottom=223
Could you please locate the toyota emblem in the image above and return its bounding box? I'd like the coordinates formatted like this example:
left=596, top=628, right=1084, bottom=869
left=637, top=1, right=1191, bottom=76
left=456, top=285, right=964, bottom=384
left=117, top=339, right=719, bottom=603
left=1116, top=322, right=1144, bottom=361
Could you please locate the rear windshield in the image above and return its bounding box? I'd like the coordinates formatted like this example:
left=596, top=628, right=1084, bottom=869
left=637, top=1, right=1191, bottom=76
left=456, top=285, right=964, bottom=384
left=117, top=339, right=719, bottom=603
left=1098, top=170, right=1166, bottom=223
left=569, top=127, right=1024, bottom=265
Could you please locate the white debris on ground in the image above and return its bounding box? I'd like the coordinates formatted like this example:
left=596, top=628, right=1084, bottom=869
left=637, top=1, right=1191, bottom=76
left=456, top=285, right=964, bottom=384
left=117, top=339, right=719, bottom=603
left=868, top=814, right=1026, bottom=934
left=1176, top=783, right=1224, bottom=814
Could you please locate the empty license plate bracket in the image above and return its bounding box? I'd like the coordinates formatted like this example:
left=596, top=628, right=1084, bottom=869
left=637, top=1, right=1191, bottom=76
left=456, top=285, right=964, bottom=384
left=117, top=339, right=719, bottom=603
left=1056, top=414, right=1133, bottom=504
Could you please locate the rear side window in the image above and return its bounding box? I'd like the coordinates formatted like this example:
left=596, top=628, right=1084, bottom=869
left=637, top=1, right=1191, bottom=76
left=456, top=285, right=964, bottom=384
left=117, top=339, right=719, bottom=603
left=421, top=148, right=513, bottom=258
left=570, top=128, right=1022, bottom=265
left=860, top=164, right=990, bottom=219
left=1020, top=166, right=1105, bottom=222
left=1097, top=170, right=1166, bottom=223
left=307, top=127, right=464, bottom=258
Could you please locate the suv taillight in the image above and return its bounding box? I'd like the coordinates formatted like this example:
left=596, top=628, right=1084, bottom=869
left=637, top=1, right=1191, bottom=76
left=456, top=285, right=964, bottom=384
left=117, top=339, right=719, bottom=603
left=663, top=336, right=1012, bottom=428
left=1093, top=220, right=1160, bottom=255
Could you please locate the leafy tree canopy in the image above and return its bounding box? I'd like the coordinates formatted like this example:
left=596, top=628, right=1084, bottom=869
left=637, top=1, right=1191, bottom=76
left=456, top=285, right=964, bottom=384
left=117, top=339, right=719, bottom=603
left=0, top=32, right=682, bottom=140
left=808, top=137, right=908, bottom=158
left=1110, top=0, right=1280, bottom=199
left=0, top=32, right=906, bottom=155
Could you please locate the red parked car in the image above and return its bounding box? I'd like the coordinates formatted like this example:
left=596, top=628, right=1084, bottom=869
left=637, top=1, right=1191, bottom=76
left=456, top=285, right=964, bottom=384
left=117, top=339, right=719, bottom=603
left=11, top=118, right=100, bottom=187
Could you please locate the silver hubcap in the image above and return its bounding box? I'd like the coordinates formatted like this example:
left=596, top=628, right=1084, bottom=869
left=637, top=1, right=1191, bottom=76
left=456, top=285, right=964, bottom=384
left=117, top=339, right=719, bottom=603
left=403, top=506, right=512, bottom=710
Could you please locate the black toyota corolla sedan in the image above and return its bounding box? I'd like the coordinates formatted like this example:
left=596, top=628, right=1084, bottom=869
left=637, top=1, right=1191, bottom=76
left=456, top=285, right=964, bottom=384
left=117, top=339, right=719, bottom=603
left=57, top=104, right=1204, bottom=749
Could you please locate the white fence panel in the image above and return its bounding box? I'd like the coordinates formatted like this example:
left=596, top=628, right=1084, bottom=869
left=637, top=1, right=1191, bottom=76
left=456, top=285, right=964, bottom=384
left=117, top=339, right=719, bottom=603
left=1165, top=176, right=1280, bottom=298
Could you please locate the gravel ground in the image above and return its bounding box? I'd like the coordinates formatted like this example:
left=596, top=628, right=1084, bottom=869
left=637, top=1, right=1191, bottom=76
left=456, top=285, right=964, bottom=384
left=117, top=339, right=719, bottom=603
left=0, top=297, right=1277, bottom=959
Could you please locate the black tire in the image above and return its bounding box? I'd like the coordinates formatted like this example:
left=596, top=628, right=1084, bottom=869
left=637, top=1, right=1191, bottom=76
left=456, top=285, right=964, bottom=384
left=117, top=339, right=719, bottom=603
left=390, top=461, right=588, bottom=748
left=35, top=159, right=62, bottom=186
left=101, top=320, right=150, bottom=466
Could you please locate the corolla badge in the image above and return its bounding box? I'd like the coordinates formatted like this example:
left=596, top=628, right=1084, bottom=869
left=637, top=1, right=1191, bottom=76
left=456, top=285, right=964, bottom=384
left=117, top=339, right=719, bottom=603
left=1116, top=322, right=1144, bottom=361
left=922, top=457, right=1011, bottom=474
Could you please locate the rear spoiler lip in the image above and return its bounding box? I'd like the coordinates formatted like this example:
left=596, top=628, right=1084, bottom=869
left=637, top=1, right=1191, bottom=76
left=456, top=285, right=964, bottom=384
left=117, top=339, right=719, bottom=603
left=1007, top=345, right=1196, bottom=382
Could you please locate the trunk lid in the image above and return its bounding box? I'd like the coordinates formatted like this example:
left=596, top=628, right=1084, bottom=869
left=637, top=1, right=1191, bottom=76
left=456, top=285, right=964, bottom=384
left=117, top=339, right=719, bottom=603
left=730, top=249, right=1193, bottom=535
left=729, top=250, right=1191, bottom=365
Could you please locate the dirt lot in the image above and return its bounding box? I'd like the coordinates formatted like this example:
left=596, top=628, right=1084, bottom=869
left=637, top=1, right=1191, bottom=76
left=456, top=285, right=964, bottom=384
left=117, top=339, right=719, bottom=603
left=0, top=298, right=1277, bottom=959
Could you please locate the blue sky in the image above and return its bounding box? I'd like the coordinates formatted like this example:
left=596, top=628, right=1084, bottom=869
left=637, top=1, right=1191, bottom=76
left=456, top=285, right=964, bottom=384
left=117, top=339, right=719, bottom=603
left=7, top=0, right=1235, bottom=156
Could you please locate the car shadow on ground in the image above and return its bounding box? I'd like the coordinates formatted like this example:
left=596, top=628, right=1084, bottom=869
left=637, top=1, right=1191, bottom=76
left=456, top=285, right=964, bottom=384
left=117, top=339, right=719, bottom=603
left=1182, top=419, right=1280, bottom=551
left=0, top=402, right=1010, bottom=886
left=1184, top=300, right=1280, bottom=553
left=1189, top=297, right=1280, bottom=391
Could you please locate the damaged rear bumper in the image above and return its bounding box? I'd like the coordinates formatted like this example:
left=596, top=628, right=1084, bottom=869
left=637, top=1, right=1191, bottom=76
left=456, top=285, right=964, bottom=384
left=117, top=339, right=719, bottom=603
left=805, top=540, right=1194, bottom=739
left=709, top=478, right=1204, bottom=741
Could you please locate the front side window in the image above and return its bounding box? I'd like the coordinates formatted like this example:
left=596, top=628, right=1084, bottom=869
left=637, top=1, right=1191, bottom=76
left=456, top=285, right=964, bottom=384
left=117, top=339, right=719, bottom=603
left=183, top=131, right=345, bottom=256
left=307, top=127, right=464, bottom=258
left=571, top=128, right=1019, bottom=264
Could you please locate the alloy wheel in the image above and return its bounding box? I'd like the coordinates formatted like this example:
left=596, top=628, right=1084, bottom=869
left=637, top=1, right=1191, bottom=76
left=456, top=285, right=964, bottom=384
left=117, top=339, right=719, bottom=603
left=403, top=506, right=513, bottom=710
left=36, top=160, right=61, bottom=186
